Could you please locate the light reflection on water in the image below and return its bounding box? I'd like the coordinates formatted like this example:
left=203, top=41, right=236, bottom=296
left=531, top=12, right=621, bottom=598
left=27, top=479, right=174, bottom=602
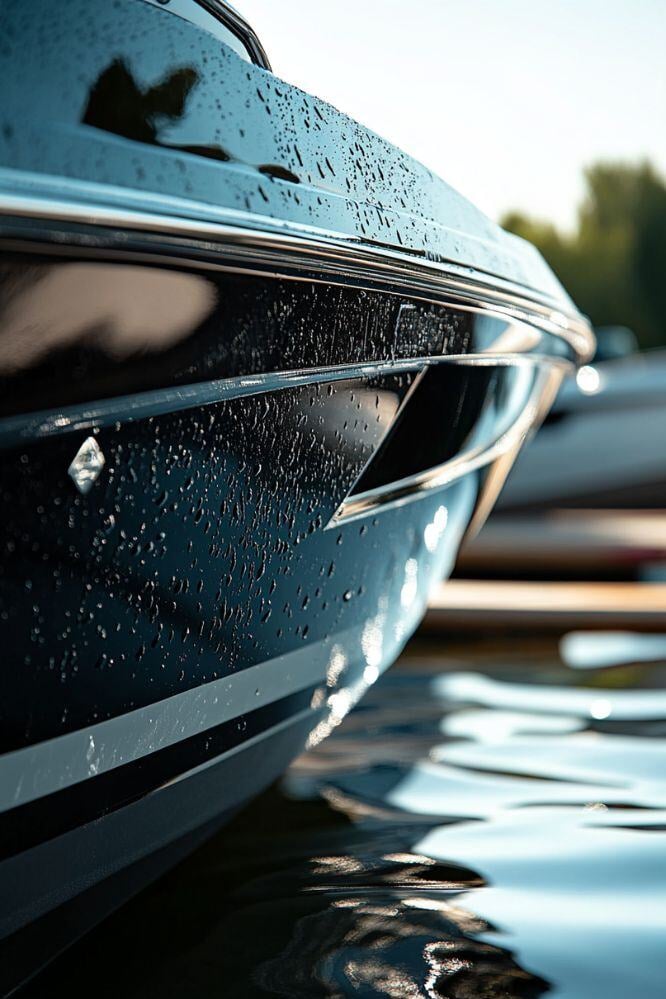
left=27, top=635, right=666, bottom=998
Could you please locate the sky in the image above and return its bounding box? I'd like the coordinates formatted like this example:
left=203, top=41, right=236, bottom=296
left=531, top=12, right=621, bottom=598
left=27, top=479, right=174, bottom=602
left=239, top=0, right=666, bottom=230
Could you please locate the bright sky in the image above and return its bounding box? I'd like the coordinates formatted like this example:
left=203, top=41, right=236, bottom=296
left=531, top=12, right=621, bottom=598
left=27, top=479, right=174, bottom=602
left=240, top=0, right=666, bottom=230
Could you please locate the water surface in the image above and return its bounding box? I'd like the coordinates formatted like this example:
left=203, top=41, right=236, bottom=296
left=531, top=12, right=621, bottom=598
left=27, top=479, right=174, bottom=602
left=26, top=634, right=666, bottom=997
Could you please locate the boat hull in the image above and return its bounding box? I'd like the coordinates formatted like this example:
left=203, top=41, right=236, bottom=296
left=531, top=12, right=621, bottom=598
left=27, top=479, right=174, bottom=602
left=0, top=237, right=572, bottom=973
left=0, top=0, right=593, bottom=983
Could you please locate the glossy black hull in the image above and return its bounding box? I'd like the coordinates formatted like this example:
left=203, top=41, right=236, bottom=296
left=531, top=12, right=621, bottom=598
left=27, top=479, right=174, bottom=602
left=0, top=0, right=593, bottom=982
left=0, top=234, right=578, bottom=984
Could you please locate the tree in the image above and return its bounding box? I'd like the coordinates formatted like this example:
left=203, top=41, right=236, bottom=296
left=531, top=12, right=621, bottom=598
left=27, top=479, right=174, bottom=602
left=501, top=162, right=666, bottom=350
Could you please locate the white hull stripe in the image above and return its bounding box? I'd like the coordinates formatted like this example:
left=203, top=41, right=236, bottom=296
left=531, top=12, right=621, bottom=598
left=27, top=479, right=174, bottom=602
left=0, top=630, right=358, bottom=813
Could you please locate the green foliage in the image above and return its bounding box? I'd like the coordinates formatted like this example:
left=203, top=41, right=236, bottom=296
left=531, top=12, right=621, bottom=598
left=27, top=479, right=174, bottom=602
left=502, top=162, right=666, bottom=350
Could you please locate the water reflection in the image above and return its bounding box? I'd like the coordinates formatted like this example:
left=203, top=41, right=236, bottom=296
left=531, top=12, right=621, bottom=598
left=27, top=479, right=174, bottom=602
left=561, top=630, right=666, bottom=670
left=25, top=634, right=666, bottom=997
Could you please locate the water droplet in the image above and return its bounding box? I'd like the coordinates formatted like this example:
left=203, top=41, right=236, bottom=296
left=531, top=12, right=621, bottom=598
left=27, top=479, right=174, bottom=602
left=68, top=437, right=105, bottom=494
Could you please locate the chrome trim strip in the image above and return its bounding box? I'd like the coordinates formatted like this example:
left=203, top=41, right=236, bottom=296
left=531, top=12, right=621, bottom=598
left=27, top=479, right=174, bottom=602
left=330, top=358, right=568, bottom=526
left=0, top=191, right=595, bottom=362
left=0, top=353, right=569, bottom=449
left=0, top=629, right=356, bottom=813
left=0, top=358, right=420, bottom=447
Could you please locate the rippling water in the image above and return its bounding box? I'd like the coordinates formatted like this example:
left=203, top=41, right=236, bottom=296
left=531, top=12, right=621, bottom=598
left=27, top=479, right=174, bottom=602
left=27, top=635, right=666, bottom=997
